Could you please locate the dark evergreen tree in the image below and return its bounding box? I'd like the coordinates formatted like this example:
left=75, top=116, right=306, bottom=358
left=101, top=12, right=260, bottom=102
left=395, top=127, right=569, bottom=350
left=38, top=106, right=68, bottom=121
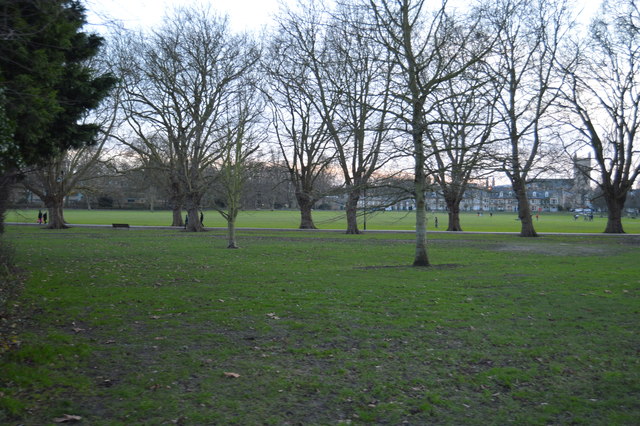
left=0, top=0, right=115, bottom=232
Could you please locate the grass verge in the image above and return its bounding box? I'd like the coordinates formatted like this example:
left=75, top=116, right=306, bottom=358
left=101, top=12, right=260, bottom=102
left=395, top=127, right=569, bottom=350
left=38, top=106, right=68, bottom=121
left=1, top=226, right=639, bottom=424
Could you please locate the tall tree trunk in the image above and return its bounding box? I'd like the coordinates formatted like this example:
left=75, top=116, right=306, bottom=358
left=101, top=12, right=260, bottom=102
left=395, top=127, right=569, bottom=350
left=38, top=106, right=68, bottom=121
left=413, top=141, right=430, bottom=266
left=296, top=192, right=317, bottom=229
left=345, top=190, right=361, bottom=234
left=45, top=196, right=67, bottom=229
left=513, top=180, right=537, bottom=237
left=413, top=181, right=429, bottom=266
left=604, top=194, right=625, bottom=233
left=445, top=196, right=463, bottom=232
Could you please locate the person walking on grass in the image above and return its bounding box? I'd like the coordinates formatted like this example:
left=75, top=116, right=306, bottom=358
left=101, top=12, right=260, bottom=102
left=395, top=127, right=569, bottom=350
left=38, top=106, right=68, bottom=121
left=37, top=210, right=43, bottom=224
left=43, top=212, right=47, bottom=224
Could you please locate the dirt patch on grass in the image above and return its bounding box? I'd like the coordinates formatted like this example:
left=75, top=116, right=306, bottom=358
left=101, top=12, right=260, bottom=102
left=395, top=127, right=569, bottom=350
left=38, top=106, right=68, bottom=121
left=355, top=263, right=460, bottom=270
left=491, top=242, right=617, bottom=256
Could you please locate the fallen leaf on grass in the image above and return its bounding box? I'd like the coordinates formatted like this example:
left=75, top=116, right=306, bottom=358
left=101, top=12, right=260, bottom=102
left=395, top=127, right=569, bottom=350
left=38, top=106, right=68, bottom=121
left=53, top=414, right=82, bottom=423
left=223, top=372, right=241, bottom=378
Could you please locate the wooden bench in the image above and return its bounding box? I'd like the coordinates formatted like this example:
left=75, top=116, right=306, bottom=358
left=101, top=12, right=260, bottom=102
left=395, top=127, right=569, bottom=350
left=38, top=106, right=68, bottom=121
left=112, top=223, right=130, bottom=229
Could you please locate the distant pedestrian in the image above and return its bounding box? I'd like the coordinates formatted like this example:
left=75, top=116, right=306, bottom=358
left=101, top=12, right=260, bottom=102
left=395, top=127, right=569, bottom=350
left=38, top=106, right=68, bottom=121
left=434, top=216, right=438, bottom=228
left=37, top=210, right=43, bottom=224
left=184, top=214, right=189, bottom=229
left=43, top=212, right=47, bottom=224
left=536, top=214, right=539, bottom=221
left=200, top=211, right=204, bottom=225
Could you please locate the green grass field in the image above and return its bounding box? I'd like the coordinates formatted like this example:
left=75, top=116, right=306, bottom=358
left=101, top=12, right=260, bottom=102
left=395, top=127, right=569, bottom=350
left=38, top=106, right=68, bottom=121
left=1, top=226, right=639, bottom=424
left=7, top=208, right=640, bottom=233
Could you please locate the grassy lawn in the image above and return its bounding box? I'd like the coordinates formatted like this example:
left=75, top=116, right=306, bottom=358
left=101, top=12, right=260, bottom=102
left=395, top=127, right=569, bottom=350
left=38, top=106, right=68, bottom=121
left=1, top=225, right=639, bottom=424
left=7, top=208, right=640, bottom=233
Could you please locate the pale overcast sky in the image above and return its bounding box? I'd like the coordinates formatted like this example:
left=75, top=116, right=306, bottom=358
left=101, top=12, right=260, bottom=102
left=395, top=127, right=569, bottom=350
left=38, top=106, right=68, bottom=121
left=85, top=0, right=601, bottom=34
left=85, top=0, right=290, bottom=33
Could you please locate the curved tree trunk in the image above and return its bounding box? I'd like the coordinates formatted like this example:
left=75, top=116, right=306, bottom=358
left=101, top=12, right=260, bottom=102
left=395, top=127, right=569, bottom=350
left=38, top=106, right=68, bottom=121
left=345, top=190, right=361, bottom=234
left=604, top=195, right=625, bottom=233
left=445, top=197, right=463, bottom=231
left=296, top=192, right=317, bottom=229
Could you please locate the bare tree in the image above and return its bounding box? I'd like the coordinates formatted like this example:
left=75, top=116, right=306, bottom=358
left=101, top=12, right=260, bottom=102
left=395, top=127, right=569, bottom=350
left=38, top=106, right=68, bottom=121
left=263, top=5, right=335, bottom=229
left=425, top=71, right=497, bottom=231
left=487, top=0, right=572, bottom=237
left=212, top=81, right=263, bottom=248
left=21, top=143, right=113, bottom=228
left=117, top=135, right=186, bottom=226
left=365, top=0, right=493, bottom=266
left=285, top=1, right=399, bottom=234
left=558, top=0, right=640, bottom=233
left=113, top=7, right=259, bottom=232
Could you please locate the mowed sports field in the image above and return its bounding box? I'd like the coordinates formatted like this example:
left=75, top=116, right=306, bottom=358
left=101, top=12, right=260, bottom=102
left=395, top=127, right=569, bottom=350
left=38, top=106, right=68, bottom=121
left=7, top=208, right=640, bottom=233
left=1, top=212, right=639, bottom=424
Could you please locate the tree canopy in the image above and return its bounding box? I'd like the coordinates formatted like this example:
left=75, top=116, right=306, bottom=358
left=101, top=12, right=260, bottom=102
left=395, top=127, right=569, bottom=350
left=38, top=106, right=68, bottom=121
left=0, top=0, right=115, bottom=173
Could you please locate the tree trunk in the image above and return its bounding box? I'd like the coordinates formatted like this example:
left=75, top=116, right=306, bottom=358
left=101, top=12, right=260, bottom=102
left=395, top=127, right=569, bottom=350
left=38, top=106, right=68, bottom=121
left=185, top=208, right=204, bottom=232
left=184, top=193, right=204, bottom=232
left=296, top=192, right=317, bottom=229
left=227, top=216, right=238, bottom=248
left=168, top=181, right=184, bottom=226
left=513, top=180, right=537, bottom=237
left=413, top=184, right=429, bottom=266
left=345, top=190, right=361, bottom=234
left=171, top=206, right=183, bottom=227
left=413, top=146, right=430, bottom=266
left=445, top=197, right=463, bottom=232
left=45, top=197, right=67, bottom=229
left=604, top=194, right=625, bottom=233
left=0, top=171, right=17, bottom=234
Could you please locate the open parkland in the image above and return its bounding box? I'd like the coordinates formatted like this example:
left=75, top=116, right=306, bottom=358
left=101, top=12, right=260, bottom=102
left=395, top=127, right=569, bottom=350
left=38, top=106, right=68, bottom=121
left=1, top=209, right=639, bottom=424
